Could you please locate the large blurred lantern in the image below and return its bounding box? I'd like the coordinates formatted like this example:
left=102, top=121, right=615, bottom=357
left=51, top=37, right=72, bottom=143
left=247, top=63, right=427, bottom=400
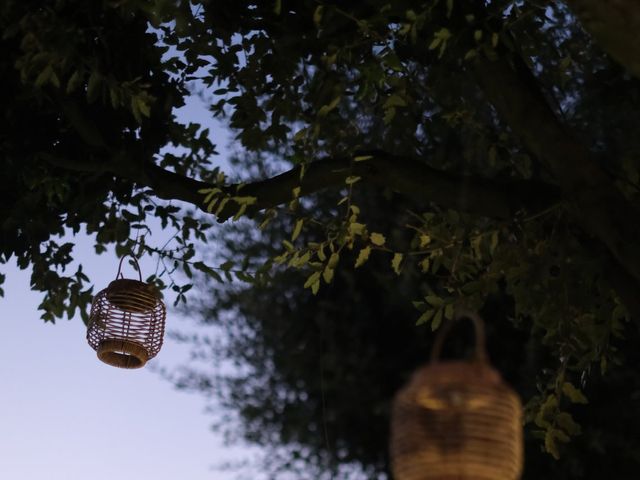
left=87, top=256, right=166, bottom=369
left=390, top=311, right=523, bottom=480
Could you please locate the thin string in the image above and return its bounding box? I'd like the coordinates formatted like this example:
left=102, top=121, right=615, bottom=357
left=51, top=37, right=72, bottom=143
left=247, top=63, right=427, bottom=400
left=317, top=313, right=333, bottom=471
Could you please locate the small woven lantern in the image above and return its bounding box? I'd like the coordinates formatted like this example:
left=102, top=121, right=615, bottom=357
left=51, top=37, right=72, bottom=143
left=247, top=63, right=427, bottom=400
left=390, top=311, right=523, bottom=480
left=87, top=256, right=166, bottom=369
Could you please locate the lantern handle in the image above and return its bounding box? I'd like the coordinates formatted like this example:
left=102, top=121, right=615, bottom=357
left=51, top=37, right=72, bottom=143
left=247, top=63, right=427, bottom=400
left=430, top=309, right=487, bottom=363
left=115, top=255, right=143, bottom=282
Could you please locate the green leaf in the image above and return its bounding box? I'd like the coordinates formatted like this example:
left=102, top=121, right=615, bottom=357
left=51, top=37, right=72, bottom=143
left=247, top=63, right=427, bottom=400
left=345, top=176, right=361, bottom=185
left=370, top=232, right=386, bottom=246
left=461, top=281, right=483, bottom=294
left=383, top=94, right=407, bottom=109
left=313, top=5, right=324, bottom=27
left=317, top=244, right=327, bottom=262
left=66, top=70, right=83, bottom=94
left=50, top=70, right=60, bottom=88
left=87, top=71, right=102, bottom=103
left=35, top=65, right=54, bottom=88
left=444, top=303, right=455, bottom=320
left=349, top=222, right=366, bottom=236
left=492, top=32, right=499, bottom=47
left=206, top=196, right=219, bottom=213
left=555, top=429, right=570, bottom=443
left=292, top=218, right=304, bottom=241
left=234, top=196, right=257, bottom=205
left=109, top=86, right=121, bottom=108
left=425, top=295, right=444, bottom=307
left=539, top=394, right=559, bottom=423
left=233, top=203, right=248, bottom=220
left=391, top=253, right=403, bottom=275
left=289, top=251, right=311, bottom=268
left=432, top=308, right=444, bottom=331
left=220, top=260, right=234, bottom=271
left=600, top=355, right=608, bottom=375
left=201, top=187, right=222, bottom=204
left=418, top=234, right=431, bottom=247
left=136, top=96, right=151, bottom=118
left=556, top=412, right=581, bottom=436
left=235, top=271, right=255, bottom=283
left=193, top=261, right=223, bottom=283
left=322, top=266, right=334, bottom=283
left=562, top=382, right=588, bottom=404
left=428, top=37, right=442, bottom=51
left=293, top=128, right=308, bottom=142
left=545, top=430, right=561, bottom=459
left=416, top=309, right=435, bottom=326
left=355, top=246, right=371, bottom=268
left=489, top=230, right=499, bottom=255
left=215, top=197, right=230, bottom=216
left=434, top=27, right=452, bottom=41
left=446, top=0, right=454, bottom=17
left=383, top=106, right=396, bottom=124
left=419, top=257, right=430, bottom=272
left=430, top=28, right=451, bottom=58
left=304, top=271, right=322, bottom=289
left=131, top=95, right=142, bottom=123
left=273, top=253, right=289, bottom=264
left=318, top=96, right=340, bottom=117
left=464, top=49, right=478, bottom=61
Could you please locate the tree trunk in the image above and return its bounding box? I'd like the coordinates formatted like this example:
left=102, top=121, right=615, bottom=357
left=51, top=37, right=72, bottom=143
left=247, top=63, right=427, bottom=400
left=566, top=0, right=640, bottom=78
left=475, top=53, right=640, bottom=295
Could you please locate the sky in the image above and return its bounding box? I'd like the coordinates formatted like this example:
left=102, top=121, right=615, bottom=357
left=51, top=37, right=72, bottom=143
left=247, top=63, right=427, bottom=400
left=0, top=96, right=258, bottom=479
left=0, top=257, right=239, bottom=480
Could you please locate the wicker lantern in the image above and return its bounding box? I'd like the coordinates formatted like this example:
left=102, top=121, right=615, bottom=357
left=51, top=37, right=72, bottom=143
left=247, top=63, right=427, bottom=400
left=390, top=311, right=523, bottom=480
left=86, top=256, right=166, bottom=369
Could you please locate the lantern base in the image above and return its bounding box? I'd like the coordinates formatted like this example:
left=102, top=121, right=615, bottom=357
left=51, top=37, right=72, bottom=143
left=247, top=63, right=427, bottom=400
left=97, top=339, right=149, bottom=369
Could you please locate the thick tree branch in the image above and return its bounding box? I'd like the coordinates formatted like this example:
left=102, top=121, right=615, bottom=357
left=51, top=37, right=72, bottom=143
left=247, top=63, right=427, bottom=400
left=566, top=0, right=640, bottom=79
left=474, top=53, right=640, bottom=288
left=207, top=152, right=560, bottom=221
left=43, top=149, right=559, bottom=222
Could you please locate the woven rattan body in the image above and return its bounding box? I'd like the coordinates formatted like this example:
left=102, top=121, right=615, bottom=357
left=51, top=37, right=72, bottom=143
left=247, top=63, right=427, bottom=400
left=391, top=311, right=523, bottom=480
left=87, top=279, right=166, bottom=369
left=391, top=361, right=522, bottom=479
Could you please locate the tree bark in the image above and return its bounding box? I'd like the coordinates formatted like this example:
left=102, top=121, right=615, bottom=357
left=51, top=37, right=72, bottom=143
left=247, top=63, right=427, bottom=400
left=474, top=53, right=640, bottom=289
left=43, top=150, right=559, bottom=222
left=566, top=0, right=640, bottom=78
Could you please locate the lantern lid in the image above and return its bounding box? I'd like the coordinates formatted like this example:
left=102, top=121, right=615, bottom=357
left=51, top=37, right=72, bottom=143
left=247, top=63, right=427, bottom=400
left=106, top=278, right=161, bottom=299
left=411, top=360, right=502, bottom=386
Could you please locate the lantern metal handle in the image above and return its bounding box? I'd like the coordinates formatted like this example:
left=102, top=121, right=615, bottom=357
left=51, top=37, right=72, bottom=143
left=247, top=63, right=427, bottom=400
left=430, top=309, right=487, bottom=363
left=115, top=254, right=143, bottom=282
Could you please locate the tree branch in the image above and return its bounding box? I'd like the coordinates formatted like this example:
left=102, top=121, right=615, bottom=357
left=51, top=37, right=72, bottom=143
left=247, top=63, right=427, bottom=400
left=207, top=152, right=559, bottom=221
left=43, top=149, right=560, bottom=222
left=474, top=53, right=640, bottom=287
left=566, top=0, right=640, bottom=79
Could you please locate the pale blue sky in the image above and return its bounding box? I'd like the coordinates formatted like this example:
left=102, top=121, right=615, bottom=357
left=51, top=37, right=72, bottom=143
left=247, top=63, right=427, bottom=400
left=0, top=96, right=260, bottom=479
left=0, top=250, right=249, bottom=479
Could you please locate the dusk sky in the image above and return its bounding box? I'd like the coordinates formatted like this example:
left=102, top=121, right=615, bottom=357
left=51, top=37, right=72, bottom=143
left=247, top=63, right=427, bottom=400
left=0, top=97, right=257, bottom=479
